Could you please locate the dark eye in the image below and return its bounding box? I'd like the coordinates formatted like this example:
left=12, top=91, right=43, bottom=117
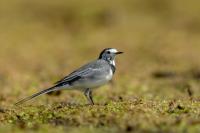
left=107, top=51, right=111, bottom=54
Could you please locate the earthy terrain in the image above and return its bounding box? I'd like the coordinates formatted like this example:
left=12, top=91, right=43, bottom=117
left=0, top=0, right=200, bottom=132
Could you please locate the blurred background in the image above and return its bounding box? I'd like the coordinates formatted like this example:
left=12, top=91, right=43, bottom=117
left=0, top=0, right=200, bottom=104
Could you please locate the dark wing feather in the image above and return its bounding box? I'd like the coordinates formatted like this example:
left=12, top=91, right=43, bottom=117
left=54, top=76, right=81, bottom=87
left=54, top=70, right=79, bottom=84
left=54, top=68, right=92, bottom=85
left=54, top=61, right=96, bottom=85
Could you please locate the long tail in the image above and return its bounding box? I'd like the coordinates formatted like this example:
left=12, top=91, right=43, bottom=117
left=15, top=86, right=61, bottom=106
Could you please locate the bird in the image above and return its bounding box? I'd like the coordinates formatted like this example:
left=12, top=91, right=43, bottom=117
left=15, top=48, right=123, bottom=105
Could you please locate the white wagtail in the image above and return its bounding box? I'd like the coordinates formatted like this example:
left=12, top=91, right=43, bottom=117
left=15, top=48, right=123, bottom=105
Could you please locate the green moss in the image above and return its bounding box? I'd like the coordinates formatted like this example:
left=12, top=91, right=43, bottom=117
left=0, top=0, right=200, bottom=132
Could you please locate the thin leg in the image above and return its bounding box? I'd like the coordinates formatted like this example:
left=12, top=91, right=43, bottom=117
left=84, top=88, right=94, bottom=105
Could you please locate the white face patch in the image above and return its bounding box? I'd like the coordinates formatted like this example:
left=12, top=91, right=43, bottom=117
left=108, top=48, right=118, bottom=54
left=111, top=60, right=115, bottom=66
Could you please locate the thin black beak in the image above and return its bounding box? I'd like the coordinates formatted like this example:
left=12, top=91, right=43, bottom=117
left=116, top=51, right=123, bottom=54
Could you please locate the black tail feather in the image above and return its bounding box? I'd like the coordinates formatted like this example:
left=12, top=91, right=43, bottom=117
left=14, top=86, right=58, bottom=106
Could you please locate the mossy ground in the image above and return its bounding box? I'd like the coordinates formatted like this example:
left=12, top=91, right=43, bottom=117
left=0, top=0, right=200, bottom=132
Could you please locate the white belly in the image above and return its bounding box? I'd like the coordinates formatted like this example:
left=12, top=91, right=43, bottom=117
left=105, top=69, right=113, bottom=81
left=73, top=69, right=113, bottom=89
left=94, top=70, right=113, bottom=88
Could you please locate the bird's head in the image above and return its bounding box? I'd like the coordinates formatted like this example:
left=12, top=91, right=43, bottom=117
left=98, top=48, right=123, bottom=66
